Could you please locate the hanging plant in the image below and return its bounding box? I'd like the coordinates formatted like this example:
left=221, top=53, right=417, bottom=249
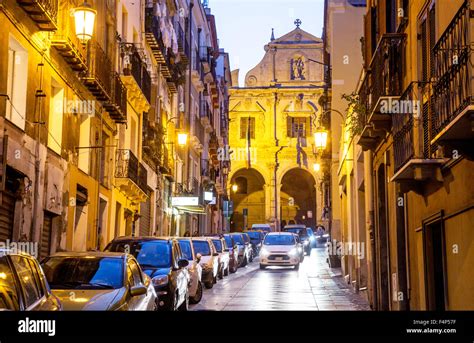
left=341, top=92, right=366, bottom=137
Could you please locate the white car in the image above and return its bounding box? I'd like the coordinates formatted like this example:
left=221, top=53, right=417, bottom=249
left=177, top=238, right=203, bottom=304
left=191, top=238, right=219, bottom=289
left=259, top=232, right=302, bottom=270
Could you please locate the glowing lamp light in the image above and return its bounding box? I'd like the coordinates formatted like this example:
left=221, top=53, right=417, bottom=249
left=74, top=2, right=97, bottom=43
left=313, top=163, right=321, bottom=172
left=314, top=128, right=328, bottom=150
left=232, top=184, right=238, bottom=193
left=177, top=133, right=188, bottom=146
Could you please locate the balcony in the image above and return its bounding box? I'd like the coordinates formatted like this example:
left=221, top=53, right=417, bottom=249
left=391, top=82, right=446, bottom=190
left=145, top=9, right=167, bottom=65
left=431, top=0, right=474, bottom=157
left=160, top=145, right=174, bottom=176
left=115, top=149, right=148, bottom=201
left=81, top=40, right=127, bottom=123
left=200, top=46, right=212, bottom=73
left=191, top=119, right=205, bottom=152
left=51, top=12, right=87, bottom=72
left=175, top=22, right=190, bottom=63
left=200, top=99, right=213, bottom=131
left=357, top=34, right=405, bottom=150
left=120, top=43, right=152, bottom=111
left=191, top=50, right=205, bottom=91
left=17, top=0, right=58, bottom=31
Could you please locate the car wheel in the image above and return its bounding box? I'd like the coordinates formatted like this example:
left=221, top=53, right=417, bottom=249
left=294, top=263, right=300, bottom=270
left=190, top=281, right=203, bottom=304
left=241, top=256, right=248, bottom=267
left=224, top=265, right=229, bottom=276
left=249, top=253, right=253, bottom=263
left=204, top=280, right=214, bottom=289
left=178, top=292, right=189, bottom=311
left=230, top=263, right=237, bottom=273
left=213, top=275, right=217, bottom=284
left=218, top=264, right=224, bottom=279
left=259, top=264, right=265, bottom=270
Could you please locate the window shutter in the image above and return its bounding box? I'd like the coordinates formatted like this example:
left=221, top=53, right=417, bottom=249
left=249, top=117, right=255, bottom=139
left=287, top=117, right=293, bottom=137
left=305, top=117, right=311, bottom=137
left=240, top=117, right=247, bottom=139
left=421, top=18, right=428, bottom=82
left=429, top=5, right=436, bottom=78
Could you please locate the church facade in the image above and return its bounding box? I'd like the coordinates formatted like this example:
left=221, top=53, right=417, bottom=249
left=228, top=23, right=328, bottom=231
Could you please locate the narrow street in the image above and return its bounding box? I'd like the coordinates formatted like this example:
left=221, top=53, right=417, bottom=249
left=192, top=248, right=370, bottom=311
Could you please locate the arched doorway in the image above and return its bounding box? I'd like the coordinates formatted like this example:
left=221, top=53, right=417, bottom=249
left=230, top=168, right=265, bottom=231
left=280, top=168, right=316, bottom=229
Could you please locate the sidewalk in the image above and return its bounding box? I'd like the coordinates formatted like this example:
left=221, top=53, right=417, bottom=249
left=306, top=248, right=371, bottom=311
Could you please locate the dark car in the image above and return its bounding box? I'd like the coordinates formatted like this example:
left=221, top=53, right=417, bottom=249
left=105, top=237, right=190, bottom=311
left=42, top=252, right=157, bottom=311
left=241, top=233, right=254, bottom=262
left=282, top=225, right=312, bottom=255
left=306, top=228, right=317, bottom=249
left=228, top=233, right=252, bottom=267
left=223, top=234, right=239, bottom=273
left=0, top=249, right=62, bottom=311
left=244, top=230, right=265, bottom=255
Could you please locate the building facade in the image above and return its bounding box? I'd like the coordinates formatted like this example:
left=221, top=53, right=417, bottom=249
left=328, top=0, right=474, bottom=310
left=228, top=24, right=326, bottom=232
left=0, top=0, right=230, bottom=256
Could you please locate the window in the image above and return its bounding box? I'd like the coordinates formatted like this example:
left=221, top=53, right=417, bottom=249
left=78, top=111, right=91, bottom=173
left=10, top=256, right=41, bottom=308
left=420, top=2, right=436, bottom=82
left=235, top=177, right=247, bottom=194
left=48, top=81, right=64, bottom=155
left=287, top=117, right=310, bottom=138
left=6, top=36, right=28, bottom=130
left=0, top=257, right=20, bottom=310
left=240, top=117, right=255, bottom=139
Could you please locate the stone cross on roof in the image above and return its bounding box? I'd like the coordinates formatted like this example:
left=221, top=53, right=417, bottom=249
left=294, top=19, right=302, bottom=28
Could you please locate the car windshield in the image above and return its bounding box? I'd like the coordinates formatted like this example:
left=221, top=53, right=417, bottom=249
left=284, top=227, right=308, bottom=238
left=232, top=234, right=244, bottom=245
left=42, top=257, right=124, bottom=290
left=264, top=235, right=295, bottom=246
left=242, top=234, right=250, bottom=243
left=245, top=231, right=261, bottom=240
left=107, top=241, right=171, bottom=269
left=192, top=241, right=211, bottom=256
left=0, top=257, right=20, bottom=310
left=178, top=240, right=193, bottom=260
left=212, top=240, right=222, bottom=253
left=224, top=236, right=233, bottom=247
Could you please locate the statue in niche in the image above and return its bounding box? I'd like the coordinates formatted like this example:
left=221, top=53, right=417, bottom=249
left=291, top=57, right=305, bottom=80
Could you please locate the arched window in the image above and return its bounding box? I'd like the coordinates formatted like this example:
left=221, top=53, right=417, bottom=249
left=235, top=177, right=247, bottom=194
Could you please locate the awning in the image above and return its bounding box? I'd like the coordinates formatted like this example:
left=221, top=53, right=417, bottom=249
left=174, top=205, right=207, bottom=214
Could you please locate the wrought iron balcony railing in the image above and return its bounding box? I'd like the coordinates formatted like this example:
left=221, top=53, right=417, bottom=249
left=115, top=149, right=148, bottom=194
left=121, top=43, right=152, bottom=103
left=393, top=83, right=416, bottom=172
left=145, top=8, right=167, bottom=64
left=17, top=0, right=58, bottom=31
left=175, top=22, right=190, bottom=63
left=431, top=0, right=474, bottom=144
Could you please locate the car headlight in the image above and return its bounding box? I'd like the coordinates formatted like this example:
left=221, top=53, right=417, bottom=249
left=303, top=240, right=310, bottom=245
left=288, top=248, right=299, bottom=257
left=152, top=275, right=168, bottom=287
left=260, top=248, right=270, bottom=257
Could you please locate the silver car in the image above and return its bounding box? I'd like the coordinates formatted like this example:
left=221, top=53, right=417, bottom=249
left=41, top=252, right=157, bottom=311
left=177, top=238, right=203, bottom=304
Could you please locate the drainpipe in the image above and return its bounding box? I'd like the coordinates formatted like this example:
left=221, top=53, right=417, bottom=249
left=274, top=146, right=286, bottom=232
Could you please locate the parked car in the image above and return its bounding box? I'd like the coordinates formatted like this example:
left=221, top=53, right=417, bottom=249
left=223, top=234, right=239, bottom=273
left=259, top=232, right=302, bottom=270
left=282, top=225, right=312, bottom=255
left=250, top=224, right=272, bottom=233
left=177, top=238, right=203, bottom=304
left=228, top=233, right=252, bottom=267
left=211, top=237, right=230, bottom=279
left=191, top=238, right=219, bottom=289
left=105, top=237, right=189, bottom=311
left=306, top=228, right=317, bottom=249
left=0, top=249, right=62, bottom=311
left=244, top=230, right=265, bottom=255
left=241, top=233, right=254, bottom=262
left=293, top=235, right=305, bottom=262
left=41, top=251, right=157, bottom=311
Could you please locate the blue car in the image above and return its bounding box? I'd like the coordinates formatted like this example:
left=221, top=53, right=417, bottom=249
left=244, top=230, right=265, bottom=255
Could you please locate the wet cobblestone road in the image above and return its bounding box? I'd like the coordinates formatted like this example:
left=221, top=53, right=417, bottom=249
left=191, top=247, right=371, bottom=311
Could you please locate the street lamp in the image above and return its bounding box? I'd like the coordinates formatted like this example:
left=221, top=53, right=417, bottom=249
left=314, top=128, right=328, bottom=150
left=74, top=2, right=97, bottom=43
left=313, top=162, right=321, bottom=172
left=177, top=133, right=188, bottom=147
left=232, top=184, right=238, bottom=193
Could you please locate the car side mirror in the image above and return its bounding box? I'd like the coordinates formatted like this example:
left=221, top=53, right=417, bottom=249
left=130, top=285, right=147, bottom=297
left=178, top=259, right=189, bottom=268
left=196, top=253, right=202, bottom=262
left=213, top=252, right=219, bottom=257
